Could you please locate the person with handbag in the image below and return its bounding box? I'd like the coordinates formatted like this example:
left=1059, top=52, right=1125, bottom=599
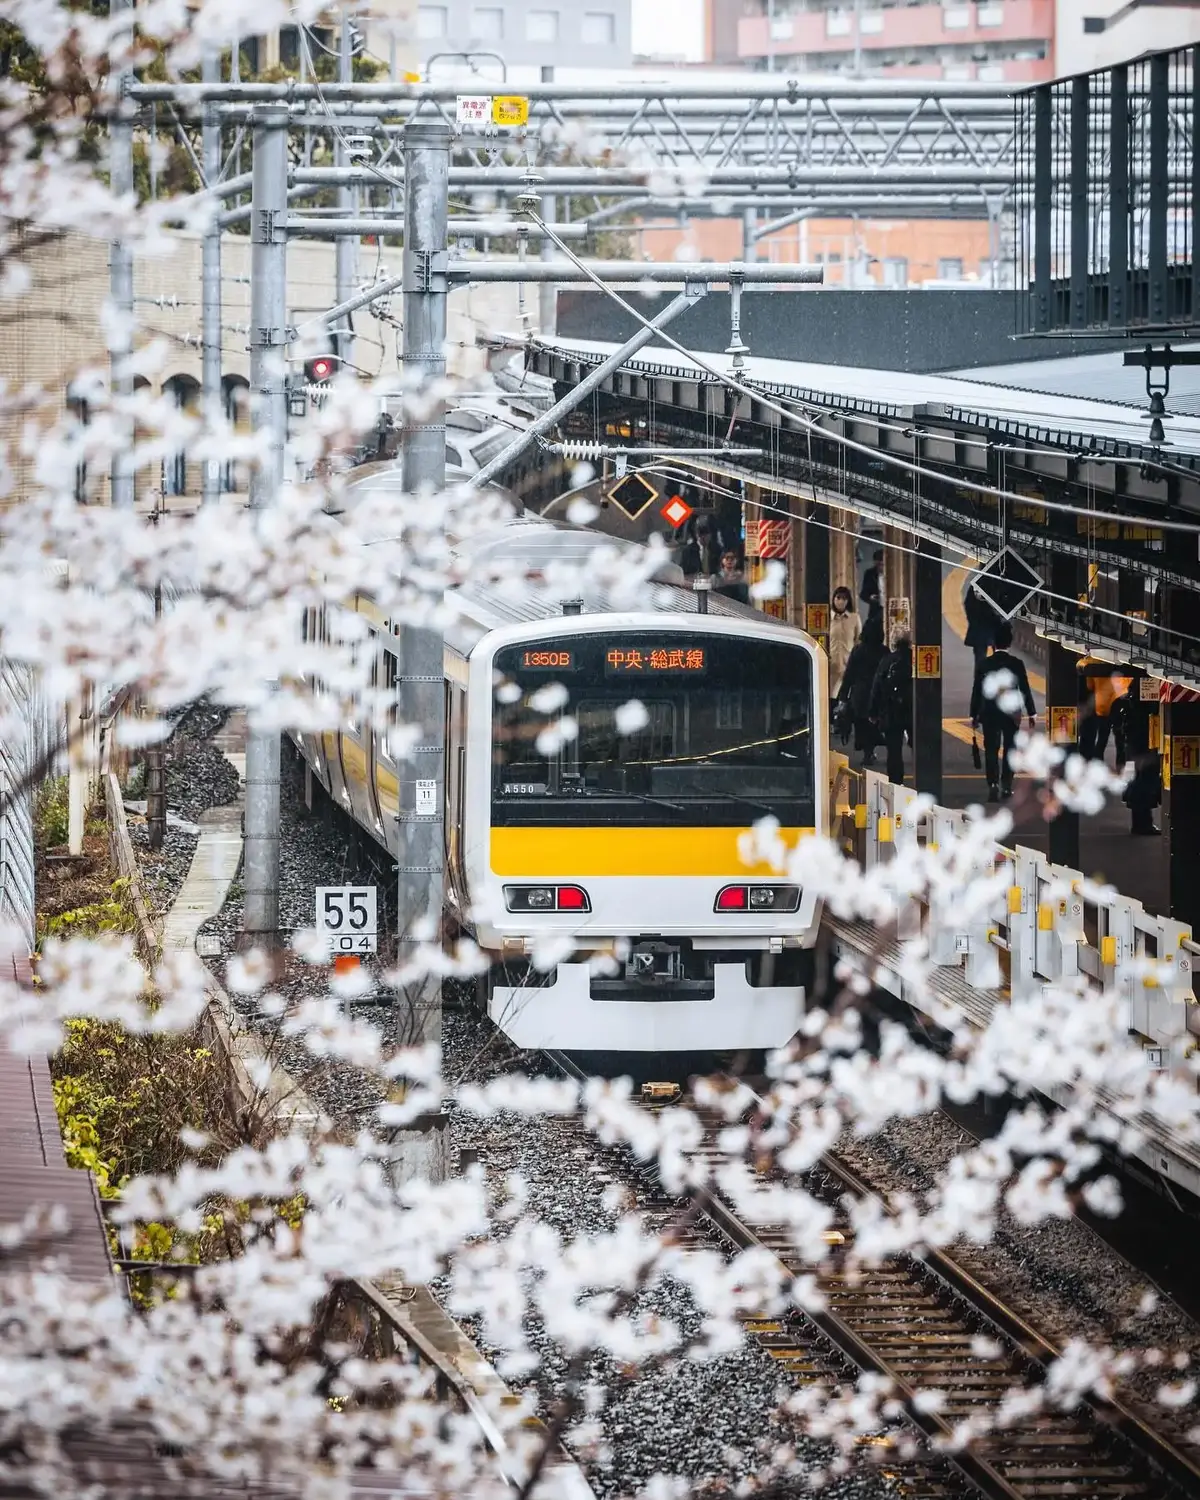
left=836, top=613, right=886, bottom=767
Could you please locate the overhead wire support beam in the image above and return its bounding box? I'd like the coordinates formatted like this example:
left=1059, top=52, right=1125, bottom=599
left=468, top=281, right=714, bottom=492
left=444, top=260, right=824, bottom=284
left=128, top=78, right=1016, bottom=104
left=285, top=218, right=595, bottom=239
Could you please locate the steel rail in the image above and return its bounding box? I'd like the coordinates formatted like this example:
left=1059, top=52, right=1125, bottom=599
left=543, top=1050, right=1199, bottom=1498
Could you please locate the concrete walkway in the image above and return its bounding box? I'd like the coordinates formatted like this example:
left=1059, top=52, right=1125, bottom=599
left=160, top=711, right=246, bottom=954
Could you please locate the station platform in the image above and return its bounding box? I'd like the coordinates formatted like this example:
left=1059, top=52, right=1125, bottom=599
left=933, top=560, right=1167, bottom=919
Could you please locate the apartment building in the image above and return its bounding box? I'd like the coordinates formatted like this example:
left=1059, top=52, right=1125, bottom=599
left=415, top=1, right=632, bottom=75
left=706, top=0, right=1052, bottom=83
left=1053, top=0, right=1200, bottom=75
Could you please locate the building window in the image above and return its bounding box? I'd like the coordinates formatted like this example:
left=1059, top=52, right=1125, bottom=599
left=977, top=2, right=1004, bottom=23
left=417, top=5, right=448, bottom=39
left=938, top=257, right=964, bottom=280
left=581, top=11, right=616, bottom=44
left=826, top=10, right=852, bottom=34
left=66, top=391, right=89, bottom=504
left=882, top=256, right=908, bottom=287
left=221, top=375, right=249, bottom=493
left=163, top=374, right=200, bottom=497
left=942, top=4, right=971, bottom=25
left=279, top=25, right=299, bottom=65
left=526, top=9, right=559, bottom=42
left=470, top=6, right=504, bottom=39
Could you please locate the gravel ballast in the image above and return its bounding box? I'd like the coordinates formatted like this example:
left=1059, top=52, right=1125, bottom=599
left=839, top=1109, right=1200, bottom=1450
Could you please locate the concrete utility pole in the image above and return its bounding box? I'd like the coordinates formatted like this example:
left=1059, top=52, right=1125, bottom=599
left=394, top=118, right=450, bottom=1182
left=539, top=65, right=558, bottom=336
left=335, top=9, right=357, bottom=369
left=242, top=107, right=289, bottom=948
left=109, top=0, right=135, bottom=509
left=201, top=44, right=222, bottom=506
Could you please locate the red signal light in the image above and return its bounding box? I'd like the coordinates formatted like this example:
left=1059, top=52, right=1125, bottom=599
left=306, top=355, right=337, bottom=383
left=556, top=885, right=589, bottom=910
left=715, top=885, right=748, bottom=910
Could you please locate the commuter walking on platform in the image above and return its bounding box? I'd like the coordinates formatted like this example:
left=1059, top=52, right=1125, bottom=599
left=1078, top=656, right=1133, bottom=764
left=828, top=585, right=861, bottom=704
left=869, top=626, right=913, bottom=786
left=859, top=548, right=884, bottom=622
left=970, top=622, right=1036, bottom=803
left=836, top=612, right=886, bottom=767
left=964, top=581, right=999, bottom=671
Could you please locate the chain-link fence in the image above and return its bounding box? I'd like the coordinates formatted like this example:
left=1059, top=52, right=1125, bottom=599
left=0, top=662, right=61, bottom=958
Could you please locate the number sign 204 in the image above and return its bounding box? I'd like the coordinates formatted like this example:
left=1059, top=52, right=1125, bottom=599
left=315, top=886, right=378, bottom=954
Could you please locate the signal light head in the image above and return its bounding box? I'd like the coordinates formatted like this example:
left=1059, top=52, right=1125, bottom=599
left=306, top=354, right=337, bottom=383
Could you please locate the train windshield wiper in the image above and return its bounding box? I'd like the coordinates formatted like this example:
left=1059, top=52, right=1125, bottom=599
left=621, top=790, right=690, bottom=815
left=713, top=792, right=779, bottom=821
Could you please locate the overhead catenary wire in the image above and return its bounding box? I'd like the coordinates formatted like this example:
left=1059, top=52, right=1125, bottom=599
left=523, top=206, right=1200, bottom=537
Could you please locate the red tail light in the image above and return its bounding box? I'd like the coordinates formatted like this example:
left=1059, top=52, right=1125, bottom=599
left=556, top=885, right=588, bottom=910
left=715, top=885, right=748, bottom=910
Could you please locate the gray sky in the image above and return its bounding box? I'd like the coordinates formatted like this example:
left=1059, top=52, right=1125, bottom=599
left=631, top=0, right=705, bottom=59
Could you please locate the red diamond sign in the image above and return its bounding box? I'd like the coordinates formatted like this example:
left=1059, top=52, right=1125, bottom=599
left=661, top=495, right=693, bottom=529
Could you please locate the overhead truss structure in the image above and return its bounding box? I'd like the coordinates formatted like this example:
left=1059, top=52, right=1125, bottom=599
left=127, top=77, right=1017, bottom=226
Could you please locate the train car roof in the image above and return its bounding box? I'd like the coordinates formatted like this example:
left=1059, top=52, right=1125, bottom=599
left=447, top=516, right=765, bottom=638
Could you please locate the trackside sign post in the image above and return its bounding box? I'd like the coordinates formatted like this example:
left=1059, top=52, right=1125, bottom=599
left=316, top=886, right=378, bottom=954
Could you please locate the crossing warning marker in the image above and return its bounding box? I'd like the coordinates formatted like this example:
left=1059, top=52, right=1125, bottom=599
left=661, top=494, right=693, bottom=528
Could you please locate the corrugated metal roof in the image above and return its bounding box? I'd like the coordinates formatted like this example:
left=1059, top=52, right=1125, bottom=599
left=538, top=337, right=1200, bottom=460
left=947, top=343, right=1200, bottom=417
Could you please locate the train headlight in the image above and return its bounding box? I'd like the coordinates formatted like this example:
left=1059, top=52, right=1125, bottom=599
left=504, top=885, right=592, bottom=913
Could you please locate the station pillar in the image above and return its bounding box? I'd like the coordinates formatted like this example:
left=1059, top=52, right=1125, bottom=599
left=912, top=541, right=943, bottom=801
left=1046, top=553, right=1082, bottom=868
left=803, top=502, right=830, bottom=653
left=1166, top=559, right=1200, bottom=932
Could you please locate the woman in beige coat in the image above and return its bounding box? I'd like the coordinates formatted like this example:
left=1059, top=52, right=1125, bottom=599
left=828, top=585, right=861, bottom=701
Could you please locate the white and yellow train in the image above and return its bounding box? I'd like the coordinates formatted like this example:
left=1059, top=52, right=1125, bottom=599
left=295, top=517, right=829, bottom=1061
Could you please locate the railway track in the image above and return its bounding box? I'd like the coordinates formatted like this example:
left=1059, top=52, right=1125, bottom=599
left=544, top=1051, right=1200, bottom=1500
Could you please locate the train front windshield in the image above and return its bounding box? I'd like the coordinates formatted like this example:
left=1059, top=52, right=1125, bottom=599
left=492, top=633, right=815, bottom=828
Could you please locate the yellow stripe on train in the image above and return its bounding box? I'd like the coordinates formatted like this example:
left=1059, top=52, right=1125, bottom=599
left=489, top=826, right=813, bottom=878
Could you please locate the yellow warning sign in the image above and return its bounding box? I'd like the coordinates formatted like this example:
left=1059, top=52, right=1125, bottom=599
left=806, top=603, right=829, bottom=635
left=492, top=95, right=530, bottom=126
left=916, top=645, right=941, bottom=679
left=1172, top=735, right=1200, bottom=776
left=1049, top=706, right=1078, bottom=744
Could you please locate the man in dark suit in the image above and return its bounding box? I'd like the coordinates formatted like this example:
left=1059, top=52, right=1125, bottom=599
left=970, top=622, right=1036, bottom=802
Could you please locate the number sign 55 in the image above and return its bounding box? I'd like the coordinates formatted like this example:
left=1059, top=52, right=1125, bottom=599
left=316, top=886, right=378, bottom=953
